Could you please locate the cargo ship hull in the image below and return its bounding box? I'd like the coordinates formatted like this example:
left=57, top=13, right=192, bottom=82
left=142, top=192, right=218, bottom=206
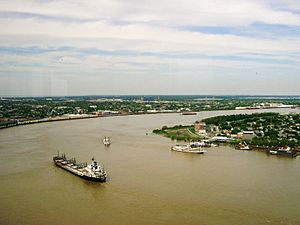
left=53, top=154, right=107, bottom=182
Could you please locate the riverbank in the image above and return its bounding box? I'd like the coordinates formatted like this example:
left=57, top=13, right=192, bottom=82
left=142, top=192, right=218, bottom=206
left=0, top=111, right=181, bottom=130
left=153, top=112, right=300, bottom=157
left=0, top=114, right=99, bottom=129
left=1, top=107, right=299, bottom=133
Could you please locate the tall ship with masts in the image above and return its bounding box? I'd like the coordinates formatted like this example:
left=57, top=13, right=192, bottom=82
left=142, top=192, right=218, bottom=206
left=53, top=153, right=107, bottom=182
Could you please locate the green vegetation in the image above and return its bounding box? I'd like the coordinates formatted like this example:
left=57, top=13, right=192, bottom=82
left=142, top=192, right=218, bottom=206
left=203, top=113, right=300, bottom=148
left=153, top=112, right=300, bottom=148
left=153, top=125, right=200, bottom=141
left=203, top=113, right=279, bottom=131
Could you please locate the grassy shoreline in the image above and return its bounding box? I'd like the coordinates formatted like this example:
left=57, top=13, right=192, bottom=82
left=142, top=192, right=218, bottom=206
left=153, top=112, right=300, bottom=151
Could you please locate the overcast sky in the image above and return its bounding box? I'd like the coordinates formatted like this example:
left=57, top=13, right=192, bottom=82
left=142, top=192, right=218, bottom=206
left=0, top=0, right=300, bottom=96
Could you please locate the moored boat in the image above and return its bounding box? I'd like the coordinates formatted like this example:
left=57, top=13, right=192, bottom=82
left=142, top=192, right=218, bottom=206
left=171, top=144, right=207, bottom=154
left=190, top=140, right=216, bottom=148
left=235, top=142, right=252, bottom=150
left=269, top=149, right=278, bottom=155
left=268, top=147, right=298, bottom=157
left=53, top=153, right=107, bottom=182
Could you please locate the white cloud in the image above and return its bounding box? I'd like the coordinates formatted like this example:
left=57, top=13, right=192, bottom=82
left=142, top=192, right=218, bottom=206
left=1, top=0, right=300, bottom=56
left=1, top=17, right=300, bottom=56
left=0, top=0, right=300, bottom=95
left=2, top=0, right=300, bottom=26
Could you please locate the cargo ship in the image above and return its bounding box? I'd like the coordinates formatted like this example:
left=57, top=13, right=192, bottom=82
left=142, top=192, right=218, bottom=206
left=53, top=153, right=107, bottom=182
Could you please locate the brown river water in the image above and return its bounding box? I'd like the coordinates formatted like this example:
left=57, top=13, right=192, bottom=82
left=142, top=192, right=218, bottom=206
left=0, top=108, right=300, bottom=225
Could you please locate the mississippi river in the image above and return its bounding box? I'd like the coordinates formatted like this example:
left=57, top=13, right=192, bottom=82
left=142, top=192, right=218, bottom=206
left=0, top=108, right=300, bottom=225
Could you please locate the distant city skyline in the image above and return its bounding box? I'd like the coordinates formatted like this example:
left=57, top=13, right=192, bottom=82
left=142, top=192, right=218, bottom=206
left=1, top=0, right=300, bottom=96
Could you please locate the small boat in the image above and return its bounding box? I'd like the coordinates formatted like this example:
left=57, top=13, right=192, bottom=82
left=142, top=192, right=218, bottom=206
left=235, top=142, right=252, bottom=150
left=269, top=147, right=296, bottom=157
left=53, top=153, right=107, bottom=182
left=103, top=137, right=111, bottom=146
left=210, top=143, right=219, bottom=147
left=269, top=149, right=278, bottom=155
left=171, top=144, right=207, bottom=154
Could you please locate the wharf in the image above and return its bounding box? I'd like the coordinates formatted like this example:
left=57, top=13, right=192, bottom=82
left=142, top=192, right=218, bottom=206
left=250, top=145, right=300, bottom=158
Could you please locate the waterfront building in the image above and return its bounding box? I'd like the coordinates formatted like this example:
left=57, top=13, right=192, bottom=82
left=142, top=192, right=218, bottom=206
left=194, top=121, right=207, bottom=135
left=242, top=131, right=255, bottom=141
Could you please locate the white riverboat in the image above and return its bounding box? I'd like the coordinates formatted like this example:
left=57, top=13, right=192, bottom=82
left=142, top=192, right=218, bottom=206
left=171, top=144, right=207, bottom=154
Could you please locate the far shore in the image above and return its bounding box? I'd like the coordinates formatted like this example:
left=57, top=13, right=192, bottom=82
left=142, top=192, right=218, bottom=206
left=0, top=111, right=180, bottom=130
left=2, top=108, right=300, bottom=157
left=1, top=106, right=299, bottom=130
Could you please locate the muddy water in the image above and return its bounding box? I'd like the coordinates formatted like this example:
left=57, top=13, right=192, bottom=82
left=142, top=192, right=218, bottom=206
left=0, top=108, right=300, bottom=225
